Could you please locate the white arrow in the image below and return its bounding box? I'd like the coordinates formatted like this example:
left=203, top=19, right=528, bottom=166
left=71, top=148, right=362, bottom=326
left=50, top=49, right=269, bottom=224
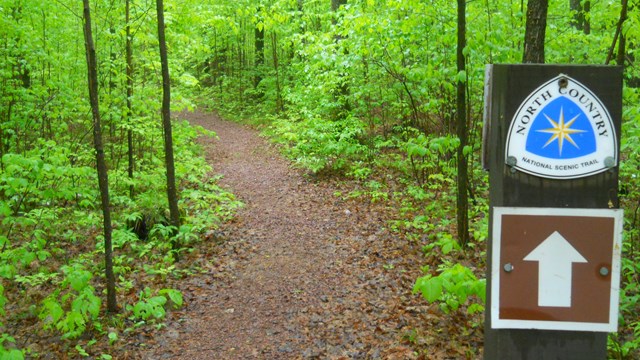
left=523, top=231, right=587, bottom=307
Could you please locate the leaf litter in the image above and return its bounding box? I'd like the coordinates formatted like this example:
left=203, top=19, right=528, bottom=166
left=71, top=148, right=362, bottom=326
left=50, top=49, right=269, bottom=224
left=130, top=111, right=484, bottom=359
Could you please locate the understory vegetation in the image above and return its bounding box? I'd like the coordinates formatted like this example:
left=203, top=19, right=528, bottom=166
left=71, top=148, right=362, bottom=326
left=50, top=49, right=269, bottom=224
left=193, top=0, right=639, bottom=358
left=0, top=0, right=241, bottom=357
left=1, top=0, right=639, bottom=358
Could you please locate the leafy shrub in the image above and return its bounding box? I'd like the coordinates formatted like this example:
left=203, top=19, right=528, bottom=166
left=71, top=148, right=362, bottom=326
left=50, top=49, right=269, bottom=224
left=608, top=87, right=640, bottom=359
left=128, top=287, right=183, bottom=322
left=0, top=333, right=23, bottom=360
left=403, top=134, right=459, bottom=187
left=39, top=264, right=101, bottom=340
left=413, top=262, right=486, bottom=315
left=267, top=115, right=368, bottom=173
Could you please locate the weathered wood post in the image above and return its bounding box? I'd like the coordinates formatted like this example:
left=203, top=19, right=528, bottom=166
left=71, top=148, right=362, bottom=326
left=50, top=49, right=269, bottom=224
left=483, top=64, right=624, bottom=359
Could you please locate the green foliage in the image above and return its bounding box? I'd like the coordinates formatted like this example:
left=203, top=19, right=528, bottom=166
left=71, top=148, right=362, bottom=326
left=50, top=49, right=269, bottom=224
left=38, top=264, right=101, bottom=340
left=404, top=134, right=459, bottom=187
left=0, top=333, right=24, bottom=360
left=1, top=0, right=639, bottom=355
left=0, top=284, right=23, bottom=359
left=608, top=87, right=640, bottom=358
left=128, top=287, right=183, bottom=322
left=413, top=262, right=486, bottom=315
left=0, top=104, right=238, bottom=355
left=267, top=115, right=368, bottom=173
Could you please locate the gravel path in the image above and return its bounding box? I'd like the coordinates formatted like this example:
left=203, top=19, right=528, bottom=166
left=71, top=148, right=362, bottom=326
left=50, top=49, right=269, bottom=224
left=137, top=111, right=473, bottom=359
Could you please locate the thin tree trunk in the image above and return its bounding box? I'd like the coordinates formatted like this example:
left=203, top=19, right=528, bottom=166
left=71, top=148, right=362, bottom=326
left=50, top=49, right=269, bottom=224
left=82, top=0, right=117, bottom=313
left=126, top=0, right=135, bottom=199
left=523, top=0, right=548, bottom=63
left=570, top=0, right=591, bottom=34
left=331, top=0, right=347, bottom=23
left=156, top=0, right=181, bottom=239
left=616, top=33, right=626, bottom=66
left=605, top=0, right=628, bottom=65
left=456, top=0, right=469, bottom=247
left=271, top=32, right=283, bottom=113
left=331, top=0, right=350, bottom=114
left=254, top=7, right=264, bottom=89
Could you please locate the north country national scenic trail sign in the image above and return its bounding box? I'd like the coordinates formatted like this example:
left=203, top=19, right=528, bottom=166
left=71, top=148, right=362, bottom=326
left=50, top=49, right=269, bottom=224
left=505, top=74, right=617, bottom=179
left=491, top=207, right=624, bottom=332
left=483, top=65, right=623, bottom=360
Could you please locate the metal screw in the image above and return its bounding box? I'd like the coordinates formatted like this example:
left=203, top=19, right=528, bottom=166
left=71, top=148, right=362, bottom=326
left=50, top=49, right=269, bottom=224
left=604, top=157, right=616, bottom=168
left=506, top=156, right=517, bottom=166
left=599, top=267, right=609, bottom=276
left=558, top=76, right=569, bottom=89
left=503, top=263, right=514, bottom=273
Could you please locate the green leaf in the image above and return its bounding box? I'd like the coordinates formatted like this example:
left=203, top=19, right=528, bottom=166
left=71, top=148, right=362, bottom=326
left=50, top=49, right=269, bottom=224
left=159, top=289, right=184, bottom=308
left=75, top=344, right=89, bottom=357
left=2, top=349, right=24, bottom=360
left=108, top=332, right=118, bottom=346
left=414, top=276, right=443, bottom=303
left=456, top=70, right=466, bottom=83
left=59, top=311, right=86, bottom=339
left=462, top=145, right=473, bottom=157
left=467, top=303, right=484, bottom=315
left=40, top=298, right=64, bottom=325
left=67, top=269, right=92, bottom=292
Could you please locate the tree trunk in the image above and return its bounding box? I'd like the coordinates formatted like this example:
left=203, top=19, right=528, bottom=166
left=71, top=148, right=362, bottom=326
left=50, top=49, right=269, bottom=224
left=254, top=7, right=264, bottom=89
left=331, top=0, right=350, bottom=115
left=456, top=0, right=469, bottom=247
left=82, top=0, right=117, bottom=313
left=605, top=0, right=628, bottom=65
left=271, top=32, right=283, bottom=113
left=126, top=0, right=135, bottom=199
left=331, top=0, right=347, bottom=11
left=616, top=33, right=625, bottom=66
left=156, top=0, right=181, bottom=240
left=570, top=0, right=590, bottom=34
left=523, top=0, right=548, bottom=63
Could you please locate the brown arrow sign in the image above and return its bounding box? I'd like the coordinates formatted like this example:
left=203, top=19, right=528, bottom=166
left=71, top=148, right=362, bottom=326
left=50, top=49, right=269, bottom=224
left=491, top=207, right=623, bottom=332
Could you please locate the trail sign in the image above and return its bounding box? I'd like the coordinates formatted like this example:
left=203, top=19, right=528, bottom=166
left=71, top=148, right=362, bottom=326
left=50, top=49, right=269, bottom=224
left=504, top=74, right=617, bottom=179
left=483, top=64, right=623, bottom=360
left=491, top=207, right=623, bottom=332
left=524, top=231, right=587, bottom=308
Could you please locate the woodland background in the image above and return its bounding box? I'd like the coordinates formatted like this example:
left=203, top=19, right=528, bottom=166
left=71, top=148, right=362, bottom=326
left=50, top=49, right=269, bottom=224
left=0, top=0, right=638, bottom=358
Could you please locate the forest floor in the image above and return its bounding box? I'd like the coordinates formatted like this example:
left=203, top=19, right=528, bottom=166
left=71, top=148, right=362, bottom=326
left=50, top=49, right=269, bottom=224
left=130, top=111, right=483, bottom=359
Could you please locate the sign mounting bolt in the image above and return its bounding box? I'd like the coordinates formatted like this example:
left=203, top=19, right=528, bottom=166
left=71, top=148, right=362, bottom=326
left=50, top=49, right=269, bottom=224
left=558, top=76, right=569, bottom=89
left=503, top=263, right=514, bottom=273
left=599, top=267, right=609, bottom=276
left=604, top=157, right=615, bottom=168
left=506, top=156, right=517, bottom=167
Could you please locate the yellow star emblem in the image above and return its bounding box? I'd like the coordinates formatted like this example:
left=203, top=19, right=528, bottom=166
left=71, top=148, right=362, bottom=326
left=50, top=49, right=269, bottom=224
left=537, top=107, right=586, bottom=156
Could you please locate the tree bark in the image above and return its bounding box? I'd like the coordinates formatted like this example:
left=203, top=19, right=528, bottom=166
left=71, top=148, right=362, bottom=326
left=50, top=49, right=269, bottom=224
left=523, top=0, right=548, bottom=63
left=156, top=0, right=181, bottom=239
left=331, top=0, right=350, bottom=114
left=254, top=7, right=264, bottom=89
left=126, top=0, right=134, bottom=199
left=605, top=0, right=628, bottom=65
left=331, top=0, right=347, bottom=17
left=271, top=32, right=283, bottom=113
left=82, top=0, right=117, bottom=313
left=570, top=0, right=590, bottom=34
left=456, top=0, right=469, bottom=246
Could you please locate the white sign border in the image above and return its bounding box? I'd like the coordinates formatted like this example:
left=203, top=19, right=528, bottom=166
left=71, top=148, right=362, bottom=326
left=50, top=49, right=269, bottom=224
left=505, top=74, right=618, bottom=180
left=491, top=206, right=624, bottom=332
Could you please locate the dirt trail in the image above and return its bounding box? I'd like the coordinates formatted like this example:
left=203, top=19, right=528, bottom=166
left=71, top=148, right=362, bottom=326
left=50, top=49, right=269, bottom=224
left=138, top=111, right=441, bottom=359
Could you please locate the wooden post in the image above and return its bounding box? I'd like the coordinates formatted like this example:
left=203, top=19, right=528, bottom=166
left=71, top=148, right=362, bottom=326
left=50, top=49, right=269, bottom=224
left=483, top=64, right=622, bottom=359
